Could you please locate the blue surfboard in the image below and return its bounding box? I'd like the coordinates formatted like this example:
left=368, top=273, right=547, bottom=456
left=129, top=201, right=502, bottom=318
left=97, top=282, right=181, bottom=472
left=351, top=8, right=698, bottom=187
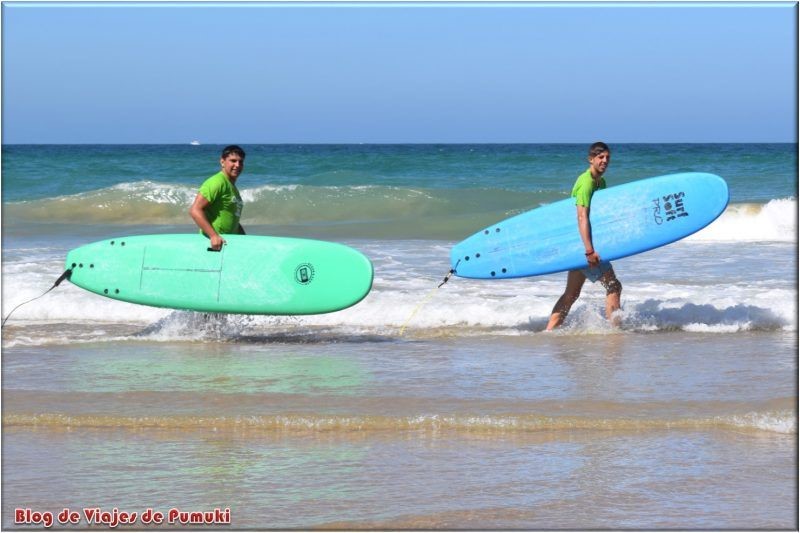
left=451, top=172, right=729, bottom=279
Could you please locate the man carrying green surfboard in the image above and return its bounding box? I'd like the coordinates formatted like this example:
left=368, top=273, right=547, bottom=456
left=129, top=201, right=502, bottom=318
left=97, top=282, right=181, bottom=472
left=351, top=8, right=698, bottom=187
left=546, top=142, right=623, bottom=330
left=189, top=145, right=247, bottom=251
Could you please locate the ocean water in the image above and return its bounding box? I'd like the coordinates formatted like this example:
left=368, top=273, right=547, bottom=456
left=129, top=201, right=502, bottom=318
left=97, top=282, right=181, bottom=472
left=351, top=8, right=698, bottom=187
left=2, top=144, right=797, bottom=529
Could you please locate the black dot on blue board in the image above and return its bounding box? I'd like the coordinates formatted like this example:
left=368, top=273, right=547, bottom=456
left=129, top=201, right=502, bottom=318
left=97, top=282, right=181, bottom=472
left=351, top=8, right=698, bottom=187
left=502, top=268, right=507, bottom=273
left=484, top=230, right=489, bottom=235
left=79, top=263, right=83, bottom=268
left=476, top=253, right=481, bottom=258
left=71, top=263, right=76, bottom=268
left=115, top=289, right=119, bottom=294
left=104, top=289, right=108, bottom=294
left=491, top=271, right=496, bottom=277
left=464, top=256, right=470, bottom=261
left=121, top=242, right=125, bottom=246
left=90, top=264, right=94, bottom=268
left=495, top=228, right=501, bottom=232
left=110, top=241, right=115, bottom=245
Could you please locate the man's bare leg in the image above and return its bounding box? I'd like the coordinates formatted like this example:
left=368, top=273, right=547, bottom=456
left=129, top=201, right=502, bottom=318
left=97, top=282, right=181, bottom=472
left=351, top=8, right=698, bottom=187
left=546, top=270, right=587, bottom=330
left=600, top=268, right=622, bottom=327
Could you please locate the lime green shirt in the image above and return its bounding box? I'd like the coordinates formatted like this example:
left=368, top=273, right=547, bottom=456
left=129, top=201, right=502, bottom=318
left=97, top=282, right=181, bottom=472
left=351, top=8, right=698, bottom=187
left=571, top=168, right=606, bottom=207
left=198, top=171, right=243, bottom=235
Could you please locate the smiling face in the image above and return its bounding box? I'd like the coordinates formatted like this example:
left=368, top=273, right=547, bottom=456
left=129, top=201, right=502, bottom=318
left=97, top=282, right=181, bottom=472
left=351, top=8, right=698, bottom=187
left=220, top=153, right=245, bottom=182
left=588, top=150, right=610, bottom=178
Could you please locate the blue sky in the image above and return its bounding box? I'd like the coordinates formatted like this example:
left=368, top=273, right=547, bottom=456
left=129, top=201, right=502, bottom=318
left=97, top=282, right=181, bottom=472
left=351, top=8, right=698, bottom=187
left=2, top=2, right=797, bottom=143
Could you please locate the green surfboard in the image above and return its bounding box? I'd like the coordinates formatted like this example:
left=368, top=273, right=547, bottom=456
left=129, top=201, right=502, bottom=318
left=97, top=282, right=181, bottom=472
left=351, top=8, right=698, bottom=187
left=64, top=234, right=373, bottom=315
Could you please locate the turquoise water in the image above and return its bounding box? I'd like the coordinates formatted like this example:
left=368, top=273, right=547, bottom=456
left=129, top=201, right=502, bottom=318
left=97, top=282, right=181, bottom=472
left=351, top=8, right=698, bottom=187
left=3, top=144, right=795, bottom=241
left=3, top=143, right=795, bottom=201
left=2, top=143, right=797, bottom=529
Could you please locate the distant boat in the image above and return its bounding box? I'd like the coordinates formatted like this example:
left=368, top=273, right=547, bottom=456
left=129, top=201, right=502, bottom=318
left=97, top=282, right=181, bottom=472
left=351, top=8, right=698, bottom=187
left=190, top=140, right=201, bottom=146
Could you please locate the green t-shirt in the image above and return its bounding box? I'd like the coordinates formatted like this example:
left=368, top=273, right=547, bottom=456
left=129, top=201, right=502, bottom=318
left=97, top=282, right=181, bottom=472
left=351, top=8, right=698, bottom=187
left=198, top=171, right=243, bottom=235
left=571, top=168, right=606, bottom=207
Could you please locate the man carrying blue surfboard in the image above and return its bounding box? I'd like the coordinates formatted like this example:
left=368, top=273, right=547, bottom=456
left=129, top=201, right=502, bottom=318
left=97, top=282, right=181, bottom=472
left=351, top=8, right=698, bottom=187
left=546, top=142, right=623, bottom=330
left=189, top=145, right=247, bottom=250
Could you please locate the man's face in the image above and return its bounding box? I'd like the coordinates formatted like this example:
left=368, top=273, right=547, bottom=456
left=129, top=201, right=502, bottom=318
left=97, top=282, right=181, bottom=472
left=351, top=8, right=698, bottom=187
left=221, top=154, right=245, bottom=181
left=589, top=151, right=610, bottom=176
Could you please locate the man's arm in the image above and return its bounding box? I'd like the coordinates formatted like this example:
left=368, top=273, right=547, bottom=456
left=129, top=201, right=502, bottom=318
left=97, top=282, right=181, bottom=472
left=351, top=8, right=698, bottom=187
left=576, top=205, right=600, bottom=266
left=189, top=193, right=225, bottom=250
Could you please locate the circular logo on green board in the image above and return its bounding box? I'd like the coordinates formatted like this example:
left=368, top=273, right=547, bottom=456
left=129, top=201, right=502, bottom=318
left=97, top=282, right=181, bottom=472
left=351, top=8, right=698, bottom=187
left=294, top=263, right=315, bottom=285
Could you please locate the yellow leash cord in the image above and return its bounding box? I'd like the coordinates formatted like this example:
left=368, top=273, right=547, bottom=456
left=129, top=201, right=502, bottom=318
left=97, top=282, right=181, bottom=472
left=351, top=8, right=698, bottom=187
left=398, top=262, right=459, bottom=337
left=398, top=285, right=440, bottom=336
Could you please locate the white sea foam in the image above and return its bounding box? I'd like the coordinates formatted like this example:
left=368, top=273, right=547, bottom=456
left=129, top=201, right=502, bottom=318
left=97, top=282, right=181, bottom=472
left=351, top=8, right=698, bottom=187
left=2, top=269, right=795, bottom=346
left=242, top=183, right=299, bottom=201
left=688, top=198, right=796, bottom=243
left=724, top=411, right=797, bottom=434
left=110, top=180, right=197, bottom=205
left=2, top=229, right=795, bottom=345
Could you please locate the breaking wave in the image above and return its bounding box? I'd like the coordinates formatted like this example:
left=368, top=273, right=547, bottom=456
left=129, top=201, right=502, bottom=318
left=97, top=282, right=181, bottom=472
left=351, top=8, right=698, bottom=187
left=3, top=181, right=794, bottom=241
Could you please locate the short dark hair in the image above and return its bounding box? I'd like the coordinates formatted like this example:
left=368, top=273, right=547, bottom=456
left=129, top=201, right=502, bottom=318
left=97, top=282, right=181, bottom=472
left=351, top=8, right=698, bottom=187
left=589, top=142, right=610, bottom=157
left=221, top=145, right=245, bottom=159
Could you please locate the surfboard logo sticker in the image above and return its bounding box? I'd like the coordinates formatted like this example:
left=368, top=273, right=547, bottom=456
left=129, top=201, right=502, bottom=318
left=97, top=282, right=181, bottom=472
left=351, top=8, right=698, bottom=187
left=295, top=263, right=315, bottom=285
left=652, top=192, right=689, bottom=225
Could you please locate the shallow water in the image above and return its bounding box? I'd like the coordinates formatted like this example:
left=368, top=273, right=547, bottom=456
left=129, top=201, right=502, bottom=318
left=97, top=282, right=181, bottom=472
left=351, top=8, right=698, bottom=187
left=3, top=330, right=797, bottom=529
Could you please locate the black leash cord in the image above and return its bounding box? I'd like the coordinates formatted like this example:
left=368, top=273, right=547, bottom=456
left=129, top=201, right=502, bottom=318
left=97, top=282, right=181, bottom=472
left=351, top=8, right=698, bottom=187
left=438, top=269, right=455, bottom=289
left=438, top=259, right=460, bottom=288
left=2, top=268, right=72, bottom=328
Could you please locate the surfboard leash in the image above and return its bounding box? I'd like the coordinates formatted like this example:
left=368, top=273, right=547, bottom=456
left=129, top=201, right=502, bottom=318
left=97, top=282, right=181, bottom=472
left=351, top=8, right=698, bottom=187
left=438, top=265, right=457, bottom=289
left=1, top=268, right=72, bottom=328
left=398, top=260, right=459, bottom=337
